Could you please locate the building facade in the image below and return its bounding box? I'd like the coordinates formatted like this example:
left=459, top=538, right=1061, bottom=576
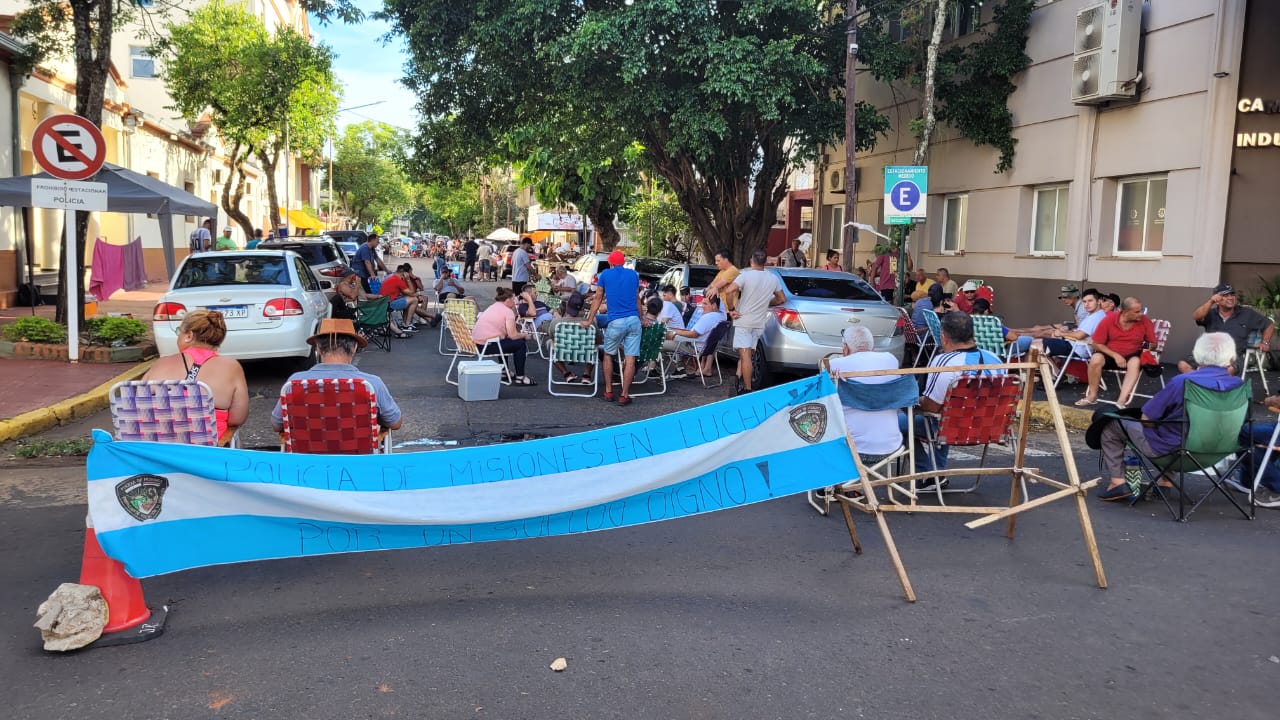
left=818, top=0, right=1273, bottom=359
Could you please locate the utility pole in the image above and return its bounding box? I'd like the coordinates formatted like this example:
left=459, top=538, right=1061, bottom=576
left=842, top=0, right=859, bottom=272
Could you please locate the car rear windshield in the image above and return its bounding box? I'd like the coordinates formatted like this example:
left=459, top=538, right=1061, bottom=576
left=687, top=267, right=719, bottom=289
left=780, top=274, right=883, bottom=301
left=176, top=257, right=290, bottom=288
left=261, top=243, right=340, bottom=265
left=635, top=258, right=673, bottom=276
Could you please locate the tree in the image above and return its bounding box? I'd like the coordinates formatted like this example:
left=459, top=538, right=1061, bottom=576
left=382, top=0, right=868, bottom=265
left=330, top=121, right=413, bottom=228
left=620, top=178, right=696, bottom=262
left=418, top=179, right=483, bottom=238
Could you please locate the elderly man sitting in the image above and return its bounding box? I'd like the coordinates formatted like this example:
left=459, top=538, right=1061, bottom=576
left=270, top=319, right=403, bottom=434
left=1094, top=332, right=1240, bottom=502
left=829, top=326, right=909, bottom=464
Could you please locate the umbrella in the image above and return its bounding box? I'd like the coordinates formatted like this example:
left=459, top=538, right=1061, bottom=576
left=486, top=227, right=520, bottom=241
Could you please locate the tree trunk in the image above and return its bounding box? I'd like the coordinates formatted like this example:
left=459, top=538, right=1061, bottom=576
left=583, top=194, right=620, bottom=251
left=259, top=144, right=282, bottom=235
left=221, top=142, right=254, bottom=233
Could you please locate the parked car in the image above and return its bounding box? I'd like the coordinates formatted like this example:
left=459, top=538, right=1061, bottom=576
left=334, top=241, right=361, bottom=263
left=152, top=250, right=332, bottom=365
left=721, top=268, right=905, bottom=387
left=656, top=262, right=720, bottom=298
left=322, top=229, right=370, bottom=246
left=567, top=252, right=638, bottom=287
left=497, top=244, right=521, bottom=278
left=256, top=237, right=349, bottom=293
left=633, top=256, right=676, bottom=289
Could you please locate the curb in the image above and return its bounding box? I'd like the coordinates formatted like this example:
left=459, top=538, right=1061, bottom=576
left=0, top=360, right=155, bottom=443
left=1029, top=400, right=1093, bottom=432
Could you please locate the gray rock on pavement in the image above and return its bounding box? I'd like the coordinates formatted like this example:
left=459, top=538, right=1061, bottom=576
left=33, top=583, right=108, bottom=652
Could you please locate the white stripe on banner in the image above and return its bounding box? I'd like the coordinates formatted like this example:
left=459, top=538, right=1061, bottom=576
left=87, top=375, right=856, bottom=577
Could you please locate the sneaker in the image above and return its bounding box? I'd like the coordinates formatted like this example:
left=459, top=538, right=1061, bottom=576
left=1222, top=474, right=1253, bottom=495
left=668, top=370, right=688, bottom=380
left=916, top=477, right=950, bottom=491
left=1097, top=483, right=1136, bottom=502
left=1254, top=488, right=1280, bottom=509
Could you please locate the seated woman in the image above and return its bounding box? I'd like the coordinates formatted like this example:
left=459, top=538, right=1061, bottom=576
left=667, top=295, right=728, bottom=378
left=473, top=287, right=536, bottom=386
left=142, top=310, right=249, bottom=446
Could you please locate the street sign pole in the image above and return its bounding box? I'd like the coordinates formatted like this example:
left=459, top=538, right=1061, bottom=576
left=883, top=166, right=928, bottom=306
left=64, top=208, right=78, bottom=362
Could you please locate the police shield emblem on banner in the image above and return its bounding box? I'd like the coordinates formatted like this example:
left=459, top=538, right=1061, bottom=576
left=115, top=474, right=169, bottom=521
left=788, top=403, right=828, bottom=444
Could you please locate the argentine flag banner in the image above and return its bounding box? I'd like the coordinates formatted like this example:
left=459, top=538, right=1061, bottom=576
left=87, top=375, right=856, bottom=577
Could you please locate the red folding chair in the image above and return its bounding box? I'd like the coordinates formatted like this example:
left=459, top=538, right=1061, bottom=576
left=920, top=374, right=1023, bottom=503
left=279, top=377, right=392, bottom=454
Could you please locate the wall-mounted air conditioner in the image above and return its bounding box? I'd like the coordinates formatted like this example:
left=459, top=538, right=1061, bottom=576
left=1071, top=1, right=1142, bottom=105
left=827, top=168, right=845, bottom=194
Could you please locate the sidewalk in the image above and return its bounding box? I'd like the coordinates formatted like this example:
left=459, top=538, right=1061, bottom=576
left=0, top=288, right=164, bottom=441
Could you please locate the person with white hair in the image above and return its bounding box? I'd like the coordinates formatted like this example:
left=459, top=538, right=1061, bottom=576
left=827, top=325, right=905, bottom=460
left=1095, top=331, right=1243, bottom=502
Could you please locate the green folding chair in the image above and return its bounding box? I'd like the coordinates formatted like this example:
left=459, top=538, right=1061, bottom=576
left=354, top=296, right=393, bottom=352
left=622, top=322, right=667, bottom=397
left=548, top=321, right=599, bottom=397
left=1118, top=381, right=1253, bottom=521
left=971, top=315, right=1006, bottom=358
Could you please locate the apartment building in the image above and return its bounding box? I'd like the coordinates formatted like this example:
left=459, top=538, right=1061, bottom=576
left=817, top=0, right=1273, bottom=359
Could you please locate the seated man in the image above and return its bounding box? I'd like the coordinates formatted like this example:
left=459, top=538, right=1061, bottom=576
left=379, top=265, right=435, bottom=333
left=1177, top=283, right=1273, bottom=374
left=902, top=311, right=1005, bottom=490
left=668, top=295, right=728, bottom=379
left=829, top=326, right=907, bottom=464
left=270, top=318, right=402, bottom=434
left=1095, top=332, right=1240, bottom=501
left=1079, top=296, right=1155, bottom=408
left=1240, top=394, right=1280, bottom=509
left=656, top=285, right=686, bottom=344
left=434, top=266, right=467, bottom=301
left=953, top=281, right=979, bottom=313
left=909, top=268, right=936, bottom=302
left=551, top=265, right=579, bottom=298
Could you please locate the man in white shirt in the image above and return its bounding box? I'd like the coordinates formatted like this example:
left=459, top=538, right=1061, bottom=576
left=1043, top=288, right=1106, bottom=361
left=828, top=326, right=905, bottom=461
left=723, top=250, right=785, bottom=393
left=511, top=238, right=533, bottom=294
left=476, top=241, right=495, bottom=281
left=669, top=296, right=728, bottom=379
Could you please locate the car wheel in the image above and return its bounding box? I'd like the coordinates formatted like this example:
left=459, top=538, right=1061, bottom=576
left=753, top=341, right=771, bottom=389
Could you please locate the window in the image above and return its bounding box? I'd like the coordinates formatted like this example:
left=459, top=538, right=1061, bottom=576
left=1031, top=185, right=1069, bottom=255
left=826, top=204, right=844, bottom=250
left=130, top=46, right=157, bottom=79
left=950, top=2, right=983, bottom=38
left=1114, top=175, right=1167, bottom=255
left=183, top=181, right=195, bottom=222
left=941, top=194, right=967, bottom=254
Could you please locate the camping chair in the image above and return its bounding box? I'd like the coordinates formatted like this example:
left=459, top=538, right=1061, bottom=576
left=919, top=374, right=1023, bottom=504
left=278, top=377, right=392, bottom=454
left=1241, top=331, right=1270, bottom=395
left=1107, top=318, right=1171, bottom=403
left=547, top=321, right=599, bottom=397
left=1116, top=381, right=1252, bottom=521
left=971, top=315, right=1006, bottom=358
left=354, top=296, right=393, bottom=353
left=896, top=307, right=931, bottom=367
left=438, top=297, right=479, bottom=355
left=1048, top=338, right=1096, bottom=389
left=442, top=311, right=514, bottom=386
left=623, top=322, right=668, bottom=397
left=534, top=278, right=563, bottom=312
left=671, top=320, right=730, bottom=388
left=919, top=310, right=944, bottom=365
left=809, top=374, right=920, bottom=515
left=109, top=380, right=226, bottom=447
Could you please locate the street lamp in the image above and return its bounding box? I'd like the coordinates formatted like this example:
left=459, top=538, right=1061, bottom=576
left=844, top=221, right=892, bottom=242
left=328, top=100, right=386, bottom=229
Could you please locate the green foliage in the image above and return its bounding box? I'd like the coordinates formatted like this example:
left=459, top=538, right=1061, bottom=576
left=1243, top=275, right=1280, bottom=313
left=12, top=438, right=93, bottom=458
left=84, top=317, right=148, bottom=346
left=329, top=122, right=413, bottom=227
left=418, top=180, right=482, bottom=238
left=3, top=317, right=67, bottom=344
left=620, top=181, right=696, bottom=261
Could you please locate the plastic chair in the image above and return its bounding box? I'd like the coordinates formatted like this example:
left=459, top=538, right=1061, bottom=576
left=919, top=310, right=943, bottom=365
left=810, top=374, right=920, bottom=515
left=1241, top=332, right=1270, bottom=395
left=438, top=297, right=479, bottom=355
left=622, top=322, right=668, bottom=397
left=919, top=374, right=1022, bottom=504
left=278, top=377, right=391, bottom=454
left=1115, top=381, right=1252, bottom=521
left=442, top=311, right=513, bottom=386
left=354, top=296, right=393, bottom=353
left=109, top=380, right=221, bottom=446
left=547, top=321, right=599, bottom=397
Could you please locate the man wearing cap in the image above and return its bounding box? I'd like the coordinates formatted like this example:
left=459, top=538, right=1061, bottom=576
left=1176, top=283, right=1273, bottom=374
left=214, top=225, right=237, bottom=251
left=582, top=250, right=642, bottom=405
left=953, top=281, right=979, bottom=313
left=1056, top=284, right=1089, bottom=326
left=270, top=318, right=402, bottom=433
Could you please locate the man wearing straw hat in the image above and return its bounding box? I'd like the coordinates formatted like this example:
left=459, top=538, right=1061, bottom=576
left=269, top=318, right=403, bottom=433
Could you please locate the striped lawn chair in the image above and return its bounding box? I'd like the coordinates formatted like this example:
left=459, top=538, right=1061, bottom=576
left=624, top=322, right=668, bottom=397
left=548, top=321, right=599, bottom=397
left=279, top=377, right=391, bottom=454
left=971, top=315, right=1007, bottom=358
left=438, top=297, right=479, bottom=355
left=920, top=310, right=944, bottom=365
left=443, top=311, right=513, bottom=386
left=109, top=380, right=220, bottom=446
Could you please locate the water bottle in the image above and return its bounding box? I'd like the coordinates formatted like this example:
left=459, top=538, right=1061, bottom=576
left=1124, top=453, right=1143, bottom=495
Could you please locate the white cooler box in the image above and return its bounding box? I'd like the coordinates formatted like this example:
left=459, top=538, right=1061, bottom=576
left=457, top=360, right=503, bottom=401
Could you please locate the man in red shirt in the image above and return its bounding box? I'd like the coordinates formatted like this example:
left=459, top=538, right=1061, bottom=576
left=1080, top=296, right=1156, bottom=408
left=379, top=266, right=437, bottom=333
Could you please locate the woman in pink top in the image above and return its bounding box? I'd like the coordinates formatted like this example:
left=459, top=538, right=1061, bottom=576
left=472, top=287, right=535, bottom=385
left=143, top=310, right=249, bottom=445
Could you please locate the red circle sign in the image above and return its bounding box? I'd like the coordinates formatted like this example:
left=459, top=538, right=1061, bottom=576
left=32, top=114, right=107, bottom=181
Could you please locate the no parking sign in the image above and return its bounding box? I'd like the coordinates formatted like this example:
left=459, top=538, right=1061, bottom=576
left=883, top=166, right=928, bottom=225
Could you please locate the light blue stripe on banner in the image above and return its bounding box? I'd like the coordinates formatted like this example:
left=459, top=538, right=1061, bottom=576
left=97, top=439, right=856, bottom=577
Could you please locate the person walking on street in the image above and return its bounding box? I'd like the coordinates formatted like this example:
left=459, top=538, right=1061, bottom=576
left=723, top=249, right=785, bottom=393
left=780, top=239, right=806, bottom=268
left=511, top=238, right=535, bottom=295
left=463, top=237, right=479, bottom=281
left=582, top=250, right=642, bottom=405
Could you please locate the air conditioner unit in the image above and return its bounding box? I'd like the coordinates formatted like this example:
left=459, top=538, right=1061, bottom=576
left=827, top=167, right=845, bottom=194
left=1071, top=1, right=1142, bottom=104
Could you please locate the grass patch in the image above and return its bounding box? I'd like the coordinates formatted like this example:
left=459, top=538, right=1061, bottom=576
left=12, top=437, right=93, bottom=458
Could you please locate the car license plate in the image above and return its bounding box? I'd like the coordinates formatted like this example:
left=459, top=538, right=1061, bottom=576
left=207, top=305, right=248, bottom=319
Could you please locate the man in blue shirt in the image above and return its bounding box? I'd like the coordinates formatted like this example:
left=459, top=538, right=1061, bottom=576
left=352, top=234, right=386, bottom=293
left=582, top=250, right=641, bottom=405
left=1096, top=332, right=1241, bottom=501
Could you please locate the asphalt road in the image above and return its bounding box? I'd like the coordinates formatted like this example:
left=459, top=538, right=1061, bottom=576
left=3, top=277, right=1277, bottom=719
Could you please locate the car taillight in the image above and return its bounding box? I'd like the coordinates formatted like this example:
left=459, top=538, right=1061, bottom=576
left=264, top=298, right=305, bottom=317
left=318, top=266, right=346, bottom=277
left=153, top=302, right=187, bottom=321
left=894, top=312, right=906, bottom=336
left=773, top=307, right=806, bottom=333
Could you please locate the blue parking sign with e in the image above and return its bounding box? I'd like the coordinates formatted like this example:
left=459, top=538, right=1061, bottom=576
left=884, top=166, right=928, bottom=225
left=889, top=181, right=920, bottom=212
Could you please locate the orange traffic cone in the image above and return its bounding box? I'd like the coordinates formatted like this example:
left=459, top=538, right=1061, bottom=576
left=79, top=528, right=151, bottom=633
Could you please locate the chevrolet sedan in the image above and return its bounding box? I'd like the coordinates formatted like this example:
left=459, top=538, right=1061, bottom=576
left=152, top=251, right=332, bottom=364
